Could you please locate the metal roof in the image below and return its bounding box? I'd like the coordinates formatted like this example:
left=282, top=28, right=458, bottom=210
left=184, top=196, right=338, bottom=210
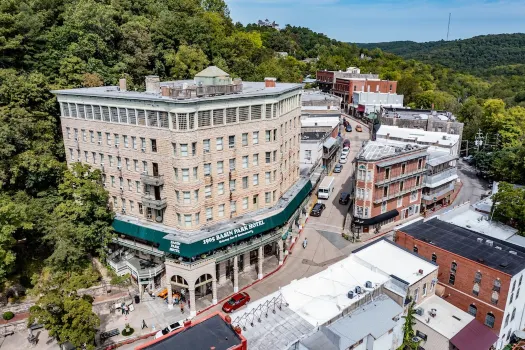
left=323, top=137, right=337, bottom=149
left=449, top=319, right=499, bottom=350
left=194, top=66, right=229, bottom=77
left=427, top=152, right=457, bottom=166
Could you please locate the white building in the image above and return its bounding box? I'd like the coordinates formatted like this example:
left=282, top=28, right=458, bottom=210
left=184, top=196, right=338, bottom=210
left=351, top=91, right=404, bottom=114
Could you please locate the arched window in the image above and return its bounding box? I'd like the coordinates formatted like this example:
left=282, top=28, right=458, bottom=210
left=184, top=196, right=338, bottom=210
left=468, top=304, right=477, bottom=317
left=431, top=253, right=437, bottom=262
left=504, top=314, right=510, bottom=327
left=494, top=279, right=501, bottom=291
left=520, top=275, right=523, bottom=286
left=451, top=262, right=457, bottom=273
left=449, top=274, right=456, bottom=285
left=413, top=246, right=418, bottom=253
left=475, top=271, right=482, bottom=283
left=492, top=291, right=499, bottom=305
left=507, top=330, right=512, bottom=341
left=485, top=312, right=495, bottom=328
left=512, top=308, right=516, bottom=321
left=513, top=280, right=517, bottom=291
left=472, top=283, right=480, bottom=296
left=510, top=293, right=514, bottom=304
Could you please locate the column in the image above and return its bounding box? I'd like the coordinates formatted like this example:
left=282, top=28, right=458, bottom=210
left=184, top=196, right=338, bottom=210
left=258, top=246, right=264, bottom=280
left=189, top=287, right=196, bottom=317
left=139, top=283, right=144, bottom=297
left=218, top=261, right=227, bottom=284
left=278, top=239, right=284, bottom=266
left=243, top=251, right=252, bottom=271
left=233, top=255, right=239, bottom=293
left=212, top=279, right=218, bottom=305
left=167, top=279, right=173, bottom=310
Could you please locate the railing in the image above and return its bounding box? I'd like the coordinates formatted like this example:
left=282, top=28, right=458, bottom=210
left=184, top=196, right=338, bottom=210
left=127, top=260, right=165, bottom=279
left=373, top=184, right=424, bottom=203
left=141, top=195, right=168, bottom=210
left=113, top=237, right=165, bottom=257
left=424, top=168, right=457, bottom=186
left=375, top=168, right=427, bottom=186
left=422, top=183, right=455, bottom=201
left=140, top=174, right=164, bottom=186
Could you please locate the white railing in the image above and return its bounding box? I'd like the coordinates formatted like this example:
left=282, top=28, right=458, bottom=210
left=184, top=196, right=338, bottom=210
left=424, top=168, right=457, bottom=186
left=422, top=183, right=455, bottom=201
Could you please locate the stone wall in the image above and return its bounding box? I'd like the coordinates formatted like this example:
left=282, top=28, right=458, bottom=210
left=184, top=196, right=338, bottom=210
left=0, top=301, right=35, bottom=316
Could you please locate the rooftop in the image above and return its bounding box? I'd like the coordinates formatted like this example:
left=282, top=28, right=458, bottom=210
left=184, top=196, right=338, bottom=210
left=139, top=314, right=243, bottom=350
left=450, top=319, right=499, bottom=350
left=356, top=140, right=427, bottom=162
left=376, top=125, right=460, bottom=147
left=381, top=107, right=456, bottom=121
left=301, top=131, right=329, bottom=141
left=399, top=218, right=525, bottom=275
left=427, top=151, right=457, bottom=167
left=414, top=295, right=473, bottom=339
left=300, top=294, right=402, bottom=350
left=301, top=116, right=340, bottom=129
left=301, top=105, right=340, bottom=111
left=301, top=91, right=341, bottom=103
left=353, top=239, right=437, bottom=285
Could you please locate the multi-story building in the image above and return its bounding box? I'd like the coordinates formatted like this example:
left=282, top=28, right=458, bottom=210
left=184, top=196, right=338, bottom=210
left=316, top=67, right=379, bottom=93
left=52, top=67, right=312, bottom=316
left=395, top=217, right=525, bottom=349
left=375, top=125, right=461, bottom=211
left=351, top=91, right=404, bottom=116
left=333, top=77, right=397, bottom=114
left=351, top=141, right=427, bottom=233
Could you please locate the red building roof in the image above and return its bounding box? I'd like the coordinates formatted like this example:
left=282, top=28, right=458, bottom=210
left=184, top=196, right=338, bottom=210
left=450, top=319, right=498, bottom=350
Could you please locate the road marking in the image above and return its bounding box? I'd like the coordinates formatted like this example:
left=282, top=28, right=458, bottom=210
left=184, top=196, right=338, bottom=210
left=307, top=222, right=343, bottom=230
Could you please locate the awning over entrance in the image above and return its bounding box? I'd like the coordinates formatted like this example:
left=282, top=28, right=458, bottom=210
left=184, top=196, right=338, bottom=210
left=353, top=209, right=399, bottom=226
left=113, top=179, right=312, bottom=258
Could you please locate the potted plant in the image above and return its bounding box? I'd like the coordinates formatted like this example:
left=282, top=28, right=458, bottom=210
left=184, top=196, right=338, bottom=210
left=122, top=323, right=134, bottom=336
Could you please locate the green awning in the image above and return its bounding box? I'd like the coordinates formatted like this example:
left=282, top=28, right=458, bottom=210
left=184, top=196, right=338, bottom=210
left=113, top=180, right=312, bottom=258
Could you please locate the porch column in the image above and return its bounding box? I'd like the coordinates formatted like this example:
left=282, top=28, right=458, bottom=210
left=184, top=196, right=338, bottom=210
left=278, top=239, right=284, bottom=266
left=139, top=283, right=144, bottom=297
left=189, top=287, right=196, bottom=317
left=218, top=261, right=227, bottom=284
left=243, top=251, right=252, bottom=271
left=167, top=279, right=173, bottom=310
left=233, top=255, right=239, bottom=293
left=212, top=279, right=218, bottom=305
left=258, top=246, right=264, bottom=280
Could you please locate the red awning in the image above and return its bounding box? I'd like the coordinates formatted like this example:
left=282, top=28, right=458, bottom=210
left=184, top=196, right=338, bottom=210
left=450, top=319, right=498, bottom=350
left=357, top=104, right=365, bottom=112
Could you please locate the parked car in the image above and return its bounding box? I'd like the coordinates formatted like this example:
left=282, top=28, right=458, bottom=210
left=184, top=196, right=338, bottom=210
left=339, top=192, right=351, bottom=205
left=462, top=155, right=474, bottom=164
left=355, top=124, right=363, bottom=132
left=345, top=125, right=352, bottom=132
left=339, top=154, right=348, bottom=164
left=341, top=146, right=350, bottom=155
left=155, top=321, right=183, bottom=339
left=310, top=203, right=326, bottom=217
left=334, top=164, right=343, bottom=173
left=343, top=139, right=351, bottom=148
left=222, top=292, right=251, bottom=313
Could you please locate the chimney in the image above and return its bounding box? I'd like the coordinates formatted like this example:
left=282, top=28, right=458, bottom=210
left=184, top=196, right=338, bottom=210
left=265, top=77, right=276, bottom=88
left=119, top=78, right=127, bottom=92
left=161, top=86, right=170, bottom=97
left=145, top=75, right=160, bottom=93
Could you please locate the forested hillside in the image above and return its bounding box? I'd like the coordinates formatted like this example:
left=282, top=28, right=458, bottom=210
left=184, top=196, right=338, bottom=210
left=355, top=33, right=525, bottom=75
left=0, top=1, right=525, bottom=346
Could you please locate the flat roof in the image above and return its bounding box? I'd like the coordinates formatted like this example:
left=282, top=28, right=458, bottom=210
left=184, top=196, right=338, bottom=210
left=52, top=81, right=301, bottom=103
left=301, top=294, right=402, bottom=350
left=439, top=204, right=518, bottom=240
left=414, top=295, right=473, bottom=339
left=301, top=117, right=340, bottom=128
left=301, top=91, right=341, bottom=102
left=382, top=107, right=455, bottom=120
left=353, top=239, right=437, bottom=284
left=427, top=151, right=457, bottom=166
left=356, top=141, right=427, bottom=162
left=399, top=218, right=525, bottom=275
left=377, top=125, right=459, bottom=147
left=140, top=314, right=242, bottom=350
left=301, top=131, right=328, bottom=141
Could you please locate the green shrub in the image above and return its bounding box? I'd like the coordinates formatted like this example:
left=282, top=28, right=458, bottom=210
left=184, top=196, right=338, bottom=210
left=3, top=312, right=14, bottom=320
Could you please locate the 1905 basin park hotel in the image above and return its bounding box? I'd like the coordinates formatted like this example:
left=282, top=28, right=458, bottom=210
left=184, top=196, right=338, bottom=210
left=52, top=67, right=311, bottom=316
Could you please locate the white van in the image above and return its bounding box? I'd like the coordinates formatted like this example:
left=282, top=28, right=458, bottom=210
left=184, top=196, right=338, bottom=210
left=318, top=176, right=335, bottom=199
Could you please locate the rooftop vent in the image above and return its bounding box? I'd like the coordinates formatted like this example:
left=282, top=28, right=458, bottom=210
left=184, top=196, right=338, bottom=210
left=477, top=238, right=483, bottom=244
left=145, top=75, right=160, bottom=93
left=510, top=251, right=518, bottom=255
left=495, top=246, right=502, bottom=250
left=500, top=262, right=509, bottom=268
left=486, top=240, right=494, bottom=247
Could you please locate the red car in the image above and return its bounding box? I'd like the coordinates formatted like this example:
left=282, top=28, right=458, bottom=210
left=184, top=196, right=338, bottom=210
left=222, top=292, right=250, bottom=313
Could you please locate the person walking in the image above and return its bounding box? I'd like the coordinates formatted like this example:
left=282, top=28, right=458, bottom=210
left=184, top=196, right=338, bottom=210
left=303, top=238, right=308, bottom=249
left=180, top=302, right=184, bottom=314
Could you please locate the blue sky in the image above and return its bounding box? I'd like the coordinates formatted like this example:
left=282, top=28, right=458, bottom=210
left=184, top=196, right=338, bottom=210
left=226, top=0, right=525, bottom=43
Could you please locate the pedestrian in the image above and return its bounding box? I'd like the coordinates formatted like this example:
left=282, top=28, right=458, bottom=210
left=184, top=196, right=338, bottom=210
left=180, top=302, right=185, bottom=314
left=303, top=238, right=308, bottom=249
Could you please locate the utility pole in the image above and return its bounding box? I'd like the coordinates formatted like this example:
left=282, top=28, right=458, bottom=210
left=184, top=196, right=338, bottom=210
left=474, top=129, right=484, bottom=152
left=447, top=13, right=451, bottom=41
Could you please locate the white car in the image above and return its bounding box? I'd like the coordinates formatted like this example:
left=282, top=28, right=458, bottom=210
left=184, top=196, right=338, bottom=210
left=339, top=154, right=348, bottom=164
left=341, top=147, right=350, bottom=156
left=155, top=321, right=183, bottom=339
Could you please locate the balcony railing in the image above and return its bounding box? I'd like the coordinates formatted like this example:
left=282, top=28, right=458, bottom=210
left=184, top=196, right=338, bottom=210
left=141, top=195, right=168, bottom=210
left=424, top=168, right=457, bottom=187
left=375, top=168, right=427, bottom=186
left=422, top=183, right=455, bottom=201
left=373, top=184, right=424, bottom=204
left=141, top=173, right=164, bottom=186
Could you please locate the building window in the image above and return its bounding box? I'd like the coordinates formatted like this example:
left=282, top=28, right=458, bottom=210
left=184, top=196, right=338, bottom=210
left=204, top=163, right=211, bottom=176
left=229, top=158, right=236, bottom=171
left=473, top=283, right=480, bottom=296
left=505, top=314, right=510, bottom=327
left=218, top=204, right=225, bottom=217
left=205, top=185, right=212, bottom=198
left=485, top=313, right=495, bottom=328
left=229, top=135, right=235, bottom=148
left=217, top=161, right=224, bottom=174
left=401, top=163, right=406, bottom=174
left=416, top=176, right=421, bottom=186
left=491, top=291, right=499, bottom=305
left=265, top=172, right=271, bottom=184
left=265, top=192, right=271, bottom=204
left=193, top=167, right=198, bottom=179
left=253, top=154, right=259, bottom=166
left=397, top=196, right=402, bottom=208
left=511, top=307, right=516, bottom=321
left=418, top=158, right=423, bottom=169
left=381, top=201, right=387, bottom=214
left=253, top=174, right=259, bottom=186
left=242, top=156, right=248, bottom=169
left=89, top=130, right=94, bottom=143
left=136, top=181, right=140, bottom=193
left=195, top=212, right=200, bottom=225
left=265, top=152, right=271, bottom=164
left=513, top=280, right=516, bottom=292
left=182, top=168, right=189, bottom=182
left=422, top=283, right=427, bottom=297
left=194, top=189, right=199, bottom=201
left=216, top=137, right=223, bottom=151
left=218, top=182, right=224, bottom=195
left=230, top=201, right=236, bottom=213
left=431, top=253, right=437, bottom=262
left=140, top=137, right=146, bottom=151
left=468, top=304, right=477, bottom=317
left=475, top=271, right=482, bottom=284
left=493, top=279, right=501, bottom=292
left=183, top=191, right=191, bottom=204
left=184, top=214, right=192, bottom=228
left=413, top=246, right=418, bottom=253
left=180, top=144, right=188, bottom=156
left=206, top=207, right=213, bottom=221
left=242, top=197, right=248, bottom=210
left=265, top=130, right=271, bottom=142
left=413, top=288, right=419, bottom=303
left=253, top=131, right=259, bottom=145
left=230, top=180, right=236, bottom=192
left=242, top=133, right=248, bottom=146
left=451, top=262, right=457, bottom=273
left=449, top=274, right=456, bottom=285
left=410, top=191, right=418, bottom=202
left=242, top=176, right=248, bottom=189
left=138, top=203, right=143, bottom=214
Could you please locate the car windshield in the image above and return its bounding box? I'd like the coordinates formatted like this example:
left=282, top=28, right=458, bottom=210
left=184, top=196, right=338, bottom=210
left=162, top=327, right=170, bottom=335
left=169, top=322, right=180, bottom=329
left=227, top=299, right=236, bottom=305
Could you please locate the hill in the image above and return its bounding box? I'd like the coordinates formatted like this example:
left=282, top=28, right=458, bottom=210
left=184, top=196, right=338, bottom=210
left=355, top=33, right=525, bottom=75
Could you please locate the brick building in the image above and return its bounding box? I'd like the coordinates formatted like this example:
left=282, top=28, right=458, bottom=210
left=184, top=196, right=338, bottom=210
left=351, top=141, right=427, bottom=234
left=52, top=67, right=312, bottom=316
left=395, top=218, right=525, bottom=349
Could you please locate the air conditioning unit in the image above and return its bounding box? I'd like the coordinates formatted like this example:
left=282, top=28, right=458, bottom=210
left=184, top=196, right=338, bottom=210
left=347, top=291, right=354, bottom=299
left=365, top=281, right=372, bottom=288
left=415, top=307, right=424, bottom=316
left=141, top=147, right=146, bottom=152
left=355, top=286, right=362, bottom=294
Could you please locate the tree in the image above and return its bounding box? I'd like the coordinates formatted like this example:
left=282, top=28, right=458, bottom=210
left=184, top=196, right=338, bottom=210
left=400, top=302, right=420, bottom=350
left=492, top=182, right=525, bottom=234
left=165, top=45, right=209, bottom=79
left=29, top=268, right=100, bottom=349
